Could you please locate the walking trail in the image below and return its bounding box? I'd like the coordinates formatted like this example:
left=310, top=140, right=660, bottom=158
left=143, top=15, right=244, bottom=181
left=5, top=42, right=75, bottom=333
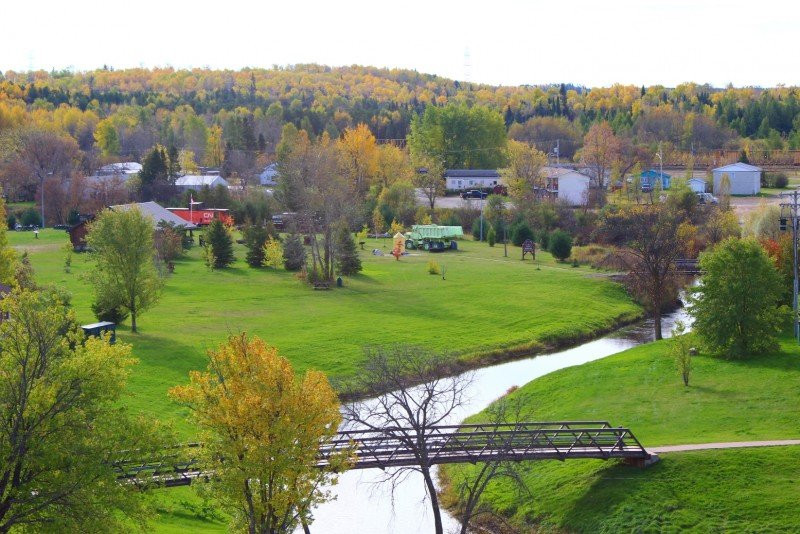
left=650, top=440, right=800, bottom=454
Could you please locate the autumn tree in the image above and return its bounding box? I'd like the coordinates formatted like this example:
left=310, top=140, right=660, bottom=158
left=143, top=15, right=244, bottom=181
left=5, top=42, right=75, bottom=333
left=0, top=289, right=162, bottom=532
left=170, top=334, right=350, bottom=534
left=94, top=118, right=120, bottom=156
left=0, top=192, right=16, bottom=285
left=87, top=207, right=164, bottom=332
left=580, top=121, right=620, bottom=206
left=412, top=156, right=444, bottom=212
left=338, top=123, right=379, bottom=195
left=502, top=140, right=548, bottom=205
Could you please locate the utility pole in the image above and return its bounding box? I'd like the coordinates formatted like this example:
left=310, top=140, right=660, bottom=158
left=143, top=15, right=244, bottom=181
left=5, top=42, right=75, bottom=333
left=780, top=190, right=800, bottom=344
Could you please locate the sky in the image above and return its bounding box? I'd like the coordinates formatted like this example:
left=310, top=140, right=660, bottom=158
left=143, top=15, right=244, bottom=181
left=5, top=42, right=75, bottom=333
left=3, top=0, right=798, bottom=88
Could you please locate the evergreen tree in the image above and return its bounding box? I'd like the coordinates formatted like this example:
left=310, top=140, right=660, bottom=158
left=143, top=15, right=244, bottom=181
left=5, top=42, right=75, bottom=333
left=243, top=224, right=269, bottom=267
left=205, top=219, right=235, bottom=268
left=282, top=233, right=306, bottom=271
left=548, top=230, right=573, bottom=261
left=167, top=145, right=181, bottom=178
left=335, top=226, right=361, bottom=276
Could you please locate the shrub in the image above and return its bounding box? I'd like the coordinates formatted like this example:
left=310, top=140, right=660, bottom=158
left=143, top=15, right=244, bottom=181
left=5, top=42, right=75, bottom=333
left=263, top=237, right=283, bottom=269
left=91, top=294, right=129, bottom=324
left=774, top=172, right=789, bottom=188
left=538, top=229, right=550, bottom=250
left=205, top=219, right=234, bottom=268
left=20, top=208, right=42, bottom=228
left=282, top=234, right=306, bottom=271
left=510, top=222, right=534, bottom=246
left=427, top=260, right=440, bottom=275
left=487, top=226, right=496, bottom=247
left=6, top=213, right=15, bottom=230
left=67, top=209, right=81, bottom=226
left=548, top=230, right=573, bottom=261
left=154, top=224, right=184, bottom=263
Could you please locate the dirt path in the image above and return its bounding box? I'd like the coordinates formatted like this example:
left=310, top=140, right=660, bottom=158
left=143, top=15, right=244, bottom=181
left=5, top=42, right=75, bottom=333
left=650, top=439, right=800, bottom=454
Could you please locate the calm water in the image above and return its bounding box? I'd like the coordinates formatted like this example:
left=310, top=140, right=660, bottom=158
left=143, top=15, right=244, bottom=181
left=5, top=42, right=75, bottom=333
left=304, top=306, right=691, bottom=533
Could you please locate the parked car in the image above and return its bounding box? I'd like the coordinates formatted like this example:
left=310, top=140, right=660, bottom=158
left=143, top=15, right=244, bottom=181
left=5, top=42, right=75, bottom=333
left=460, top=189, right=488, bottom=199
left=697, top=192, right=718, bottom=205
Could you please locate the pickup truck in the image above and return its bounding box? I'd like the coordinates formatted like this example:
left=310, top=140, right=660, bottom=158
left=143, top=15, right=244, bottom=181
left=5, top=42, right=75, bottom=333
left=460, top=189, right=488, bottom=199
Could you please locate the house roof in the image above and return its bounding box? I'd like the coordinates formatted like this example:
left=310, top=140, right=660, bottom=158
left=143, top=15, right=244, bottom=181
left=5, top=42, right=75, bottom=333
left=713, top=162, right=762, bottom=172
left=175, top=175, right=230, bottom=188
left=688, top=177, right=706, bottom=183
left=444, top=169, right=501, bottom=178
left=641, top=169, right=671, bottom=179
left=543, top=166, right=590, bottom=180
left=99, top=162, right=142, bottom=175
left=110, top=201, right=198, bottom=230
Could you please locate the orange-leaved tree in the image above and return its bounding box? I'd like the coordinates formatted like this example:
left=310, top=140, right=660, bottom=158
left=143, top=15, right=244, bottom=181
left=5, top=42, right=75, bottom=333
left=170, top=334, right=351, bottom=534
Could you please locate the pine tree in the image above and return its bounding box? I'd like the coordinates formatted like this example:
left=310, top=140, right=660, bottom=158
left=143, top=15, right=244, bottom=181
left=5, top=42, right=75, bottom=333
left=282, top=234, right=306, bottom=271
left=205, top=219, right=235, bottom=268
left=335, top=226, right=362, bottom=276
left=243, top=224, right=269, bottom=267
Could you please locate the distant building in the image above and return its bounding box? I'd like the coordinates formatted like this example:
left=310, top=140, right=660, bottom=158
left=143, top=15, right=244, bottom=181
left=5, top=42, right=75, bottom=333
left=640, top=169, right=671, bottom=191
left=98, top=162, right=142, bottom=176
left=110, top=201, right=198, bottom=230
left=259, top=163, right=278, bottom=186
left=543, top=167, right=590, bottom=206
left=175, top=175, right=230, bottom=192
left=712, top=162, right=762, bottom=196
left=444, top=169, right=501, bottom=190
left=688, top=178, right=707, bottom=193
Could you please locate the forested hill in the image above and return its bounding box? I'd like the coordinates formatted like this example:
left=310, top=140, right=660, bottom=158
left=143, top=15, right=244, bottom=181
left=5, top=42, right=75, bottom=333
left=2, top=64, right=800, bottom=161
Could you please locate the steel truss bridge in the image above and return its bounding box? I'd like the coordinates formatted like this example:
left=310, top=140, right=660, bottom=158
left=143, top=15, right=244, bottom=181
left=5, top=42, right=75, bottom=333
left=114, top=421, right=655, bottom=488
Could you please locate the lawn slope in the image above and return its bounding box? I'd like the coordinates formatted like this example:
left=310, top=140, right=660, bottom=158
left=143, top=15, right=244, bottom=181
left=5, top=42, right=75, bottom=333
left=444, top=335, right=800, bottom=532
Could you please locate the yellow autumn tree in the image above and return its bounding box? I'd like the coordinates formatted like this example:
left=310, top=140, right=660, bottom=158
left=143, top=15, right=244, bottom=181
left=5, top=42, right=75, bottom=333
left=338, top=123, right=379, bottom=194
left=169, top=334, right=351, bottom=534
left=204, top=125, right=224, bottom=167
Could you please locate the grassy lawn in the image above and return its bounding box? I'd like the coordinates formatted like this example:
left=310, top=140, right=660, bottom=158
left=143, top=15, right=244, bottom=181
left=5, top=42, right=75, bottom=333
left=444, top=335, right=800, bottom=532
left=10, top=229, right=640, bottom=437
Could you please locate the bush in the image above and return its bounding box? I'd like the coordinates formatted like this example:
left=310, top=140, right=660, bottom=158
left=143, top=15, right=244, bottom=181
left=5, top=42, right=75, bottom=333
left=510, top=222, right=534, bottom=246
left=6, top=213, right=15, bottom=230
left=471, top=218, right=488, bottom=241
left=427, top=260, right=440, bottom=275
left=282, top=233, right=306, bottom=271
left=548, top=230, right=573, bottom=261
left=67, top=209, right=81, bottom=226
left=487, top=226, right=496, bottom=247
left=20, top=208, right=42, bottom=228
left=538, top=229, right=550, bottom=250
left=263, top=237, right=283, bottom=269
left=91, top=295, right=129, bottom=325
left=774, top=172, right=789, bottom=188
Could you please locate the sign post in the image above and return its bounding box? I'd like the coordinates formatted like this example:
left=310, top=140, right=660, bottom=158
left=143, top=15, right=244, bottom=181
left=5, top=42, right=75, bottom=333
left=522, top=239, right=535, bottom=261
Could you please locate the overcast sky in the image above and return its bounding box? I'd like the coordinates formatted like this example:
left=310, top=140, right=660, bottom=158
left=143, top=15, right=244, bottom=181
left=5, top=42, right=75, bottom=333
left=3, top=0, right=798, bottom=88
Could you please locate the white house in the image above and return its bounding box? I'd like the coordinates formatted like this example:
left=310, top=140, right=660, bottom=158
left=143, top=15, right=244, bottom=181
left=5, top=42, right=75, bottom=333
left=444, top=169, right=501, bottom=190
left=688, top=178, right=707, bottom=193
left=712, top=162, right=762, bottom=196
left=98, top=162, right=142, bottom=177
left=175, top=174, right=230, bottom=192
left=543, top=167, right=590, bottom=206
left=259, top=163, right=278, bottom=186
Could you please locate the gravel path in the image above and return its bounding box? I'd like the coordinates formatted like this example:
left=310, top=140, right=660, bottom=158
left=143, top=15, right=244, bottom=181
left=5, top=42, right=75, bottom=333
left=650, top=440, right=800, bottom=454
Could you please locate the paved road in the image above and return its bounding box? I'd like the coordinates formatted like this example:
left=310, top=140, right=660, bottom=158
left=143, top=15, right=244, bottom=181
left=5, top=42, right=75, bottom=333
left=650, top=439, right=800, bottom=454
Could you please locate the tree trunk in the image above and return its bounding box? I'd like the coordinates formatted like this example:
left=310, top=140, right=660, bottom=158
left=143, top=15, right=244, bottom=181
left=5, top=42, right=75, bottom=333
left=421, top=468, right=443, bottom=534
left=130, top=302, right=137, bottom=333
left=653, top=306, right=662, bottom=340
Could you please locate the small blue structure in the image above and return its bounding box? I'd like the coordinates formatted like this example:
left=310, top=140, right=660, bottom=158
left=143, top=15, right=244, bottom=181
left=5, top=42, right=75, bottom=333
left=640, top=169, right=671, bottom=191
left=81, top=321, right=116, bottom=344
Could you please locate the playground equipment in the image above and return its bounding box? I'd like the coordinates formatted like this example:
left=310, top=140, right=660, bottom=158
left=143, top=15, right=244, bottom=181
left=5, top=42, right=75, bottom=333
left=404, top=225, right=463, bottom=252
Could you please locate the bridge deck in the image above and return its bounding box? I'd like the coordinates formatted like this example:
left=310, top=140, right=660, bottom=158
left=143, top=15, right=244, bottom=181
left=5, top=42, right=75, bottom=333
left=114, top=421, right=652, bottom=488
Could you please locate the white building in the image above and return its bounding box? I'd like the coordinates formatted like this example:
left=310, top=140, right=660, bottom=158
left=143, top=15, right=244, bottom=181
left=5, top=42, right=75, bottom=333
left=444, top=170, right=501, bottom=190
left=712, top=162, right=762, bottom=196
left=543, top=167, right=590, bottom=206
left=175, top=175, right=230, bottom=192
left=259, top=163, right=278, bottom=186
left=688, top=178, right=707, bottom=193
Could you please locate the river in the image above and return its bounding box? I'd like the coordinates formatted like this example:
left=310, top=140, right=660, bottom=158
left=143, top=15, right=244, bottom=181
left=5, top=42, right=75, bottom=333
left=305, top=305, right=692, bottom=533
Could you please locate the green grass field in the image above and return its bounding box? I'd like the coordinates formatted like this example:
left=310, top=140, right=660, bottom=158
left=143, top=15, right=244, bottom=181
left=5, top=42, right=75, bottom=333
left=10, top=229, right=640, bottom=437
left=444, top=335, right=800, bottom=532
